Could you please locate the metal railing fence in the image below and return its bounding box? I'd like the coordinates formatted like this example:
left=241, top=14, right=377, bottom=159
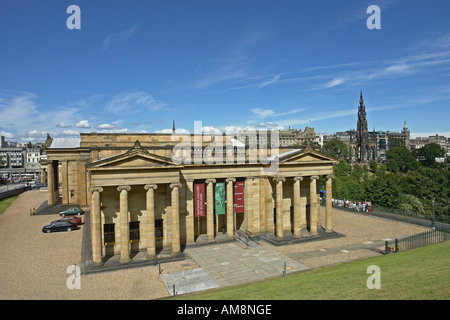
left=385, top=229, right=450, bottom=254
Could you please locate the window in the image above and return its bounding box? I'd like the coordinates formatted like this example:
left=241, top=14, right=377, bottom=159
left=155, top=219, right=163, bottom=240
left=129, top=221, right=140, bottom=242
left=104, top=223, right=115, bottom=245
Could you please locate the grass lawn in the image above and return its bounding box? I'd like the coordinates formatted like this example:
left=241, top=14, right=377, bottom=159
left=0, top=195, right=19, bottom=215
left=171, top=241, right=450, bottom=300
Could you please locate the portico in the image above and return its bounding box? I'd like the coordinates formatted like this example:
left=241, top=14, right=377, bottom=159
left=44, top=133, right=336, bottom=266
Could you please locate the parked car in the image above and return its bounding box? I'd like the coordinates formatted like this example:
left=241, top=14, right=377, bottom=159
left=42, top=220, right=78, bottom=233
left=56, top=216, right=82, bottom=226
left=59, top=207, right=84, bottom=216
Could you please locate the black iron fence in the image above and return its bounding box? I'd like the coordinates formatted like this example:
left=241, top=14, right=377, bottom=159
left=385, top=229, right=450, bottom=254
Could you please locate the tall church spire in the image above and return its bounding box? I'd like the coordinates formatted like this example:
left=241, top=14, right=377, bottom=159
left=359, top=90, right=365, bottom=112
left=172, top=120, right=175, bottom=133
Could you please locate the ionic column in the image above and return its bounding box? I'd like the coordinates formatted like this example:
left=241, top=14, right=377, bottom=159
left=205, top=179, right=216, bottom=241
left=309, top=176, right=319, bottom=235
left=293, top=176, right=303, bottom=238
left=89, top=187, right=103, bottom=266
left=185, top=179, right=195, bottom=245
left=40, top=167, right=46, bottom=184
left=47, top=162, right=54, bottom=205
left=274, top=177, right=286, bottom=238
left=326, top=175, right=334, bottom=233
left=61, top=160, right=69, bottom=204
left=170, top=183, right=182, bottom=255
left=117, top=185, right=131, bottom=263
left=226, top=178, right=236, bottom=237
left=144, top=184, right=158, bottom=259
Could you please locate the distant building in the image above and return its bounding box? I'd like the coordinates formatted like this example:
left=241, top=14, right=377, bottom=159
left=410, top=134, right=450, bottom=154
left=0, top=136, right=44, bottom=176
left=348, top=92, right=377, bottom=163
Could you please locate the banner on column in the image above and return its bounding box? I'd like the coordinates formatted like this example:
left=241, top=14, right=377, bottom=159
left=194, top=183, right=205, bottom=217
left=215, top=182, right=226, bottom=215
left=234, top=181, right=244, bottom=213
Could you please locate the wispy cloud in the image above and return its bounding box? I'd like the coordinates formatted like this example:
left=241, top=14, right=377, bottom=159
left=105, top=91, right=166, bottom=114
left=257, top=74, right=281, bottom=89
left=251, top=107, right=305, bottom=119
left=102, top=24, right=138, bottom=50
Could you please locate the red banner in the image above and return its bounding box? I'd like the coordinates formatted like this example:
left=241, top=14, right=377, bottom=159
left=194, top=183, right=205, bottom=217
left=234, top=181, right=244, bottom=213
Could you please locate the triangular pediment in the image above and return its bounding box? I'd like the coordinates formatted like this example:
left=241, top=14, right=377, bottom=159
left=88, top=140, right=175, bottom=168
left=279, top=148, right=337, bottom=164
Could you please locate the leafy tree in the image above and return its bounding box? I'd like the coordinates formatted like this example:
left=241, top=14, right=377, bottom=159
left=386, top=158, right=399, bottom=173
left=369, top=160, right=378, bottom=173
left=323, top=138, right=349, bottom=160
left=414, top=142, right=446, bottom=168
left=334, top=159, right=351, bottom=177
left=387, top=147, right=419, bottom=173
left=351, top=164, right=363, bottom=180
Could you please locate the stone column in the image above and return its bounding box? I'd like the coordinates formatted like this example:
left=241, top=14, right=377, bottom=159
left=117, top=185, right=131, bottom=264
left=40, top=167, right=46, bottom=184
left=170, top=183, right=182, bottom=255
left=293, top=176, right=303, bottom=238
left=144, top=184, right=158, bottom=259
left=185, top=179, right=195, bottom=245
left=61, top=161, right=69, bottom=204
left=226, top=178, right=236, bottom=237
left=326, top=175, right=334, bottom=233
left=89, top=187, right=103, bottom=266
left=47, top=162, right=55, bottom=205
left=274, top=177, right=286, bottom=238
left=205, top=179, right=216, bottom=241
left=309, top=176, right=319, bottom=235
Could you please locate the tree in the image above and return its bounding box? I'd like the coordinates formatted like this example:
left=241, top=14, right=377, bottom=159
left=387, top=147, right=419, bottom=173
left=323, top=138, right=349, bottom=160
left=334, top=159, right=351, bottom=177
left=369, top=160, right=378, bottom=173
left=414, top=142, right=446, bottom=168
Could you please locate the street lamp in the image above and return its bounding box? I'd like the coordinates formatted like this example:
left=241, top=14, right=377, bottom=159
left=432, top=198, right=435, bottom=228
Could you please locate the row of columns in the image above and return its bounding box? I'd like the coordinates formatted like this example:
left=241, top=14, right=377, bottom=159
left=89, top=174, right=333, bottom=266
left=274, top=175, right=333, bottom=238
left=90, top=183, right=183, bottom=266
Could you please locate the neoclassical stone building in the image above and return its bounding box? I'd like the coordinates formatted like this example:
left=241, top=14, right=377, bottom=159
left=43, top=132, right=336, bottom=266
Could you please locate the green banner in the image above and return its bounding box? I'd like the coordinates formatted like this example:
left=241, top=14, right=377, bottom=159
left=215, top=182, right=226, bottom=215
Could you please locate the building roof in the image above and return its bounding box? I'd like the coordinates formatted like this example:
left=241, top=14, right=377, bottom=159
left=48, top=138, right=81, bottom=149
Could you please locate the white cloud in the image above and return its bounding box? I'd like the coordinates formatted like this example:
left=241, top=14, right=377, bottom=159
left=102, top=24, right=138, bottom=50
left=257, top=74, right=281, bottom=89
left=0, top=130, right=14, bottom=139
left=251, top=108, right=276, bottom=119
left=106, top=91, right=166, bottom=114
left=97, top=123, right=114, bottom=129
left=75, top=120, right=91, bottom=128
left=61, top=130, right=80, bottom=136
left=56, top=123, right=71, bottom=128
left=324, top=77, right=346, bottom=88
left=251, top=107, right=304, bottom=119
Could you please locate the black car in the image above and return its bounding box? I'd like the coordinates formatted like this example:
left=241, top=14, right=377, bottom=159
left=42, top=220, right=78, bottom=233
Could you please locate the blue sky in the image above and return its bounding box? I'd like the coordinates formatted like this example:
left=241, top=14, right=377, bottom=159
left=1, top=0, right=450, bottom=142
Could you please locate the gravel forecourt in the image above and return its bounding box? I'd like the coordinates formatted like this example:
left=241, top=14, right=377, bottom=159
left=0, top=190, right=429, bottom=300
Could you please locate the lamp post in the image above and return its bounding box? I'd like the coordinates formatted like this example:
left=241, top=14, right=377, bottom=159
left=431, top=198, right=435, bottom=228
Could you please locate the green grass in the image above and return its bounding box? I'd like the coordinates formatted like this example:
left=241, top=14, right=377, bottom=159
left=0, top=195, right=19, bottom=215
left=171, top=241, right=450, bottom=300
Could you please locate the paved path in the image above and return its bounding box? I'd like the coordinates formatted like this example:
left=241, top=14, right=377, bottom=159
left=160, top=242, right=308, bottom=295
left=286, top=239, right=389, bottom=260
